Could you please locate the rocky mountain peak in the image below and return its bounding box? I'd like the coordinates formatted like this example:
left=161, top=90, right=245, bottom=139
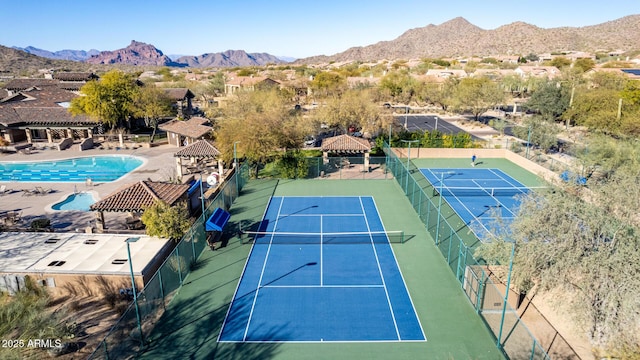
left=86, top=40, right=175, bottom=66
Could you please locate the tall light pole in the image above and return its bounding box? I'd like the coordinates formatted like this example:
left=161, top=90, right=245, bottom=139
left=404, top=106, right=409, bottom=130
left=435, top=172, right=445, bottom=244
left=497, top=241, right=516, bottom=350
left=199, top=172, right=205, bottom=218
left=233, top=141, right=240, bottom=195
left=525, top=125, right=532, bottom=159
left=233, top=141, right=240, bottom=169
left=125, top=237, right=144, bottom=348
left=400, top=140, right=419, bottom=194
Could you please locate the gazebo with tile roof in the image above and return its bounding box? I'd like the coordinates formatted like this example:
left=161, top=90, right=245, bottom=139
left=321, top=134, right=372, bottom=170
left=173, top=139, right=224, bottom=178
left=160, top=116, right=212, bottom=147
left=90, top=180, right=190, bottom=232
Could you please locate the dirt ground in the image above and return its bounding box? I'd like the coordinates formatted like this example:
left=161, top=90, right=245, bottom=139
left=525, top=291, right=595, bottom=360
left=14, top=294, right=127, bottom=360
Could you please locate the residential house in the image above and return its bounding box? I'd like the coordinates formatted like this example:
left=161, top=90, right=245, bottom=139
left=346, top=76, right=381, bottom=89
left=514, top=66, right=561, bottom=79
left=565, top=51, right=596, bottom=61
left=585, top=67, right=640, bottom=82
left=224, top=75, right=280, bottom=95
left=471, top=69, right=517, bottom=80
left=424, top=69, right=468, bottom=79
left=496, top=55, right=520, bottom=64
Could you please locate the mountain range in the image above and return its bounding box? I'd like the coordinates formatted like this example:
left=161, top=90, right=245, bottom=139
left=12, top=46, right=100, bottom=61
left=3, top=15, right=640, bottom=73
left=298, top=15, right=640, bottom=63
left=173, top=50, right=284, bottom=67
left=16, top=41, right=286, bottom=68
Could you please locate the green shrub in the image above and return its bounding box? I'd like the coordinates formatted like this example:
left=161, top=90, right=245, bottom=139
left=275, top=151, right=309, bottom=179
left=30, top=218, right=51, bottom=230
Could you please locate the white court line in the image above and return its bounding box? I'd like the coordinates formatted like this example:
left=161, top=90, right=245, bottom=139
left=320, top=214, right=323, bottom=287
left=470, top=179, right=518, bottom=217
left=262, top=284, right=384, bottom=288
left=242, top=198, right=285, bottom=341
left=359, top=197, right=401, bottom=341
left=369, top=197, right=427, bottom=341
left=216, top=195, right=278, bottom=343
left=442, top=189, right=494, bottom=238
left=488, top=168, right=524, bottom=187
left=278, top=213, right=364, bottom=217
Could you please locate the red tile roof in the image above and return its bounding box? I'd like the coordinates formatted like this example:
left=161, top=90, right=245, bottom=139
left=0, top=84, right=93, bottom=127
left=159, top=117, right=212, bottom=139
left=90, top=180, right=190, bottom=212
left=174, top=139, right=221, bottom=158
left=321, top=134, right=371, bottom=153
left=162, top=88, right=195, bottom=101
left=52, top=72, right=99, bottom=82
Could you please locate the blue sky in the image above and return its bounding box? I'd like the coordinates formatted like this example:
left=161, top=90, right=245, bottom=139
left=2, top=0, right=638, bottom=59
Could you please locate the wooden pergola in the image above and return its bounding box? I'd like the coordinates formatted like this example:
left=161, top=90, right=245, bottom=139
left=320, top=134, right=372, bottom=170
left=173, top=140, right=224, bottom=178
left=90, top=180, right=190, bottom=232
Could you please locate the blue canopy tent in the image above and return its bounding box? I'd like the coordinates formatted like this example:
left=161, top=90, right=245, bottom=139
left=205, top=207, right=231, bottom=249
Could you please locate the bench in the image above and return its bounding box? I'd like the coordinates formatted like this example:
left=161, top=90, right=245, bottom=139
left=205, top=207, right=230, bottom=232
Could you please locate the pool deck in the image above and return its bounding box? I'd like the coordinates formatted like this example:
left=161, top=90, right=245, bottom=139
left=0, top=144, right=180, bottom=232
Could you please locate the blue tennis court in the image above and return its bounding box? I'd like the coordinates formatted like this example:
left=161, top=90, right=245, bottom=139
left=420, top=168, right=532, bottom=241
left=218, top=196, right=425, bottom=342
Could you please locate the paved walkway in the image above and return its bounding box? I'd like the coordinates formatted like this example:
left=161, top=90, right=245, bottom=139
left=0, top=144, right=179, bottom=232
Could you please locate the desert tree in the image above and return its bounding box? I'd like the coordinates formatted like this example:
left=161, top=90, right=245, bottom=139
left=524, top=80, right=570, bottom=121
left=309, top=71, right=346, bottom=98
left=132, top=85, right=173, bottom=142
left=69, top=69, right=140, bottom=129
left=476, top=166, right=640, bottom=357
left=312, top=89, right=388, bottom=137
left=214, top=88, right=308, bottom=176
left=141, top=200, right=191, bottom=240
left=512, top=115, right=560, bottom=153
left=449, top=77, right=506, bottom=121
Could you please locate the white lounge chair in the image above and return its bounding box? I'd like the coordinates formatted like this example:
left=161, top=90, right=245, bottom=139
left=0, top=185, right=8, bottom=195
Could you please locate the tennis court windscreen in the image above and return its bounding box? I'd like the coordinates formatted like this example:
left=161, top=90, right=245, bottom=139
left=242, top=230, right=405, bottom=244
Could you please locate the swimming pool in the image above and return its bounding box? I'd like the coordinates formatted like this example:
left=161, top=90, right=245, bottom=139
left=51, top=192, right=97, bottom=211
left=0, top=155, right=143, bottom=182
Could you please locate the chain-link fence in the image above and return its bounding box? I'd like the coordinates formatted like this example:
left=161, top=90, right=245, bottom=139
left=384, top=142, right=558, bottom=360
left=270, top=156, right=391, bottom=180
left=480, top=137, right=579, bottom=178
left=88, top=163, right=250, bottom=360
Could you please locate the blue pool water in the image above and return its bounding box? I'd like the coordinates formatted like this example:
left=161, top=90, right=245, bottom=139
left=52, top=192, right=97, bottom=211
left=0, top=155, right=143, bottom=182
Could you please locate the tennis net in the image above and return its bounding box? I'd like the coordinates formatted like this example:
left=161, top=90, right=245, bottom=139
left=242, top=230, right=405, bottom=244
left=433, top=186, right=548, bottom=197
